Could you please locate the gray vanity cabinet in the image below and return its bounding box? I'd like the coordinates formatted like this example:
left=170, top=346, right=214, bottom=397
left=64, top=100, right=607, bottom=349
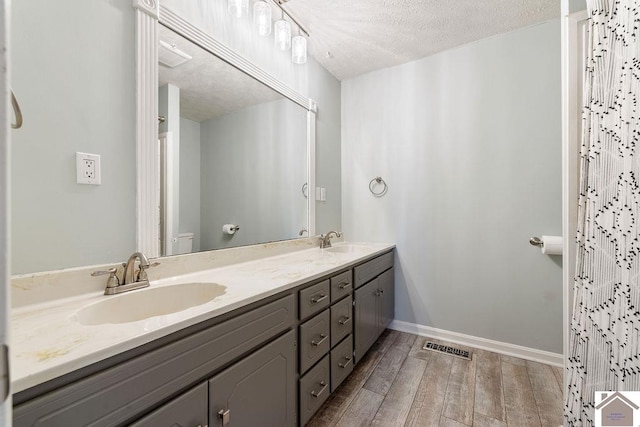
left=354, top=253, right=395, bottom=363
left=13, top=295, right=295, bottom=427
left=14, top=250, right=395, bottom=427
left=209, top=330, right=296, bottom=427
left=129, top=382, right=208, bottom=427
left=354, top=279, right=380, bottom=362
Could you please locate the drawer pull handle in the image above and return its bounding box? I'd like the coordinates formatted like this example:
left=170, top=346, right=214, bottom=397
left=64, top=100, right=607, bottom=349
left=338, top=281, right=350, bottom=289
left=311, top=381, right=328, bottom=398
left=311, top=333, right=328, bottom=346
left=311, top=294, right=328, bottom=304
left=338, top=316, right=351, bottom=326
left=218, top=408, right=230, bottom=426
left=339, top=357, right=353, bottom=368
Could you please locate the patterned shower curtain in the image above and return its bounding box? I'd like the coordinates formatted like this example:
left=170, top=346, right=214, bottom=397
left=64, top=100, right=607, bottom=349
left=566, top=0, right=640, bottom=425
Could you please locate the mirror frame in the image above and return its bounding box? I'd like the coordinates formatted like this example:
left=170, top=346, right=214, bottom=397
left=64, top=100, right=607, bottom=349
left=133, top=0, right=317, bottom=258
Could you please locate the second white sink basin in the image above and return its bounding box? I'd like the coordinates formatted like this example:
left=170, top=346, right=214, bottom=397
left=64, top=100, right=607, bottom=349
left=75, top=282, right=227, bottom=325
left=324, top=244, right=371, bottom=254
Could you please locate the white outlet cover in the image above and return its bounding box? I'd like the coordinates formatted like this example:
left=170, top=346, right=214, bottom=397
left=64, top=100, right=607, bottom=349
left=76, top=152, right=101, bottom=185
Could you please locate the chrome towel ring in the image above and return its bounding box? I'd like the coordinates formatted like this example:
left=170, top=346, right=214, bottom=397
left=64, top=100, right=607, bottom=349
left=369, top=176, right=388, bottom=197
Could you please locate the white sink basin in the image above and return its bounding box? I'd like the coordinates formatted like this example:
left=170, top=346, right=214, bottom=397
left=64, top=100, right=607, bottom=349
left=324, top=244, right=370, bottom=254
left=75, top=282, right=227, bottom=325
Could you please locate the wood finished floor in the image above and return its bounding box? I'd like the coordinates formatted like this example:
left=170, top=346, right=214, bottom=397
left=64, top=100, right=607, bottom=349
left=307, top=330, right=563, bottom=427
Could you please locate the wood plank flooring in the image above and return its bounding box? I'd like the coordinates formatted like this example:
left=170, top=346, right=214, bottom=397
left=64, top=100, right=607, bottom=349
left=307, top=330, right=563, bottom=427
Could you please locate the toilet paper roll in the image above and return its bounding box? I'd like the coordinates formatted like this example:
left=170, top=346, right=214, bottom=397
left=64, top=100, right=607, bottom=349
left=222, top=224, right=238, bottom=235
left=540, top=235, right=563, bottom=255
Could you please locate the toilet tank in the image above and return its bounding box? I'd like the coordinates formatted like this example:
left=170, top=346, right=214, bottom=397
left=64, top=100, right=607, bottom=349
left=177, top=232, right=194, bottom=254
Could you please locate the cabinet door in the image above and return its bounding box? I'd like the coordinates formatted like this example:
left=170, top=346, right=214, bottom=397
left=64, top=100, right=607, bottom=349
left=354, top=278, right=379, bottom=362
left=209, top=330, right=296, bottom=427
left=378, top=268, right=395, bottom=332
left=130, top=382, right=207, bottom=427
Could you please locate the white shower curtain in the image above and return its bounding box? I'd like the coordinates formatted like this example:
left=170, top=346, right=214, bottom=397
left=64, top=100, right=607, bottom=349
left=566, top=0, right=640, bottom=425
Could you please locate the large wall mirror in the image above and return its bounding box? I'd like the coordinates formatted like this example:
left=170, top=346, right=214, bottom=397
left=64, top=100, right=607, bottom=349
left=10, top=0, right=316, bottom=275
left=157, top=20, right=312, bottom=256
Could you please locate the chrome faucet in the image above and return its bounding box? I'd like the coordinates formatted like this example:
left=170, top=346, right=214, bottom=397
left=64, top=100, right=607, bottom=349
left=320, top=231, right=342, bottom=249
left=92, top=251, right=159, bottom=295
left=123, top=252, right=150, bottom=285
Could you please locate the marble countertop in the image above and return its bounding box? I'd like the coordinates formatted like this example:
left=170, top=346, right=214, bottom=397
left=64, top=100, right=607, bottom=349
left=11, top=242, right=394, bottom=394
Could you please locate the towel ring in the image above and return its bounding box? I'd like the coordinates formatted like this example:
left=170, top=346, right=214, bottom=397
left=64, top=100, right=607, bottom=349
left=369, top=176, right=388, bottom=197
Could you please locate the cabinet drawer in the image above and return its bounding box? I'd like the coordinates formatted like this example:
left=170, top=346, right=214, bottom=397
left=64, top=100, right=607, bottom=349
left=299, top=279, right=330, bottom=320
left=299, top=355, right=330, bottom=426
left=13, top=295, right=294, bottom=427
left=331, top=336, right=354, bottom=393
left=330, top=270, right=352, bottom=303
left=299, top=309, right=331, bottom=373
left=354, top=251, right=394, bottom=289
left=130, top=382, right=207, bottom=427
left=330, top=295, right=353, bottom=347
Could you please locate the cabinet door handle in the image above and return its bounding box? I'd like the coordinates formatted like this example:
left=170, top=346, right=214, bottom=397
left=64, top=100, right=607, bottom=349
left=375, top=289, right=384, bottom=296
left=338, top=316, right=351, bottom=326
left=311, top=294, right=328, bottom=304
left=338, top=281, right=350, bottom=289
left=311, top=381, right=328, bottom=398
left=339, top=356, right=353, bottom=368
left=218, top=408, right=230, bottom=426
left=311, top=333, right=328, bottom=346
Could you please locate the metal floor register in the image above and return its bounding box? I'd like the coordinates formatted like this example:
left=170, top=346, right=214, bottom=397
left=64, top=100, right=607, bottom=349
left=422, top=341, right=472, bottom=360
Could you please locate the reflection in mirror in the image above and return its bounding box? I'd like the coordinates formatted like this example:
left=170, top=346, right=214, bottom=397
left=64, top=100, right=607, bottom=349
left=158, top=25, right=309, bottom=256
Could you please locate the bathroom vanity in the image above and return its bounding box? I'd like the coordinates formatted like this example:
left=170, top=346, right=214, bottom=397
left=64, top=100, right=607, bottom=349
left=11, top=243, right=394, bottom=426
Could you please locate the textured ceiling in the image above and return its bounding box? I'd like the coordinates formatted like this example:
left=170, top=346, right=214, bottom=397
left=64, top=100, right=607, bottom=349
left=158, top=25, right=282, bottom=122
left=283, top=0, right=560, bottom=80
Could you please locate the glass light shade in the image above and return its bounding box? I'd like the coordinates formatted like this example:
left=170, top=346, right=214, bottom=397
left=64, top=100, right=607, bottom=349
left=228, top=0, right=248, bottom=18
left=291, top=35, right=307, bottom=64
left=274, top=19, right=291, bottom=50
left=253, top=1, right=272, bottom=36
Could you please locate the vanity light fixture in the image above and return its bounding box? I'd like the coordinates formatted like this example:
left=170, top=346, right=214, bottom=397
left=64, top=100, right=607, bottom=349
left=228, top=0, right=248, bottom=19
left=271, top=0, right=309, bottom=64
left=291, top=33, right=307, bottom=64
left=253, top=0, right=272, bottom=36
left=274, top=17, right=292, bottom=50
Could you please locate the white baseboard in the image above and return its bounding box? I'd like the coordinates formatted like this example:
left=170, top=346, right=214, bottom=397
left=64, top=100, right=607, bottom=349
left=389, top=320, right=564, bottom=367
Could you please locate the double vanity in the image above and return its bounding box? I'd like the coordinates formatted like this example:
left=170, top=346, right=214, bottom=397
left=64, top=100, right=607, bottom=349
left=11, top=239, right=395, bottom=426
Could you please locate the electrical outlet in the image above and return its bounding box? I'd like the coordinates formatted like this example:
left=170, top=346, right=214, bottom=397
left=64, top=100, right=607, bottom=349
left=76, top=152, right=101, bottom=185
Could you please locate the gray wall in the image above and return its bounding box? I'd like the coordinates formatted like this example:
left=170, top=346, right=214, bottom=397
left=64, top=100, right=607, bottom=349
left=200, top=100, right=308, bottom=250
left=11, top=0, right=135, bottom=274
left=179, top=117, right=201, bottom=252
left=341, top=20, right=563, bottom=353
left=568, top=0, right=587, bottom=13
left=162, top=0, right=342, bottom=235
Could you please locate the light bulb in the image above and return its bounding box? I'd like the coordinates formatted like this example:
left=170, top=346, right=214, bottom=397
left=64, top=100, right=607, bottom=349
left=253, top=1, right=272, bottom=36
left=274, top=19, right=291, bottom=50
left=292, top=35, right=307, bottom=64
left=228, top=0, right=248, bottom=18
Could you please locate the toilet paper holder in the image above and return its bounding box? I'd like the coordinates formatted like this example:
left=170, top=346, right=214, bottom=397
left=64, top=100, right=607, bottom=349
left=529, top=237, right=543, bottom=247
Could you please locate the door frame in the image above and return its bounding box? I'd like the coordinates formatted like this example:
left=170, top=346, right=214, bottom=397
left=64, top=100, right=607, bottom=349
left=0, top=0, right=11, bottom=423
left=561, top=2, right=588, bottom=397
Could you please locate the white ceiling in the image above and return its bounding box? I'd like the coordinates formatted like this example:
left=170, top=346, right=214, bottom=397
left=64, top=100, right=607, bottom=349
left=159, top=25, right=283, bottom=122
left=282, top=0, right=560, bottom=80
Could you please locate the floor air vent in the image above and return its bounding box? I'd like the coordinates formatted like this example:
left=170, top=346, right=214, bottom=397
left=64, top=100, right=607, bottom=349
left=422, top=342, right=472, bottom=360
